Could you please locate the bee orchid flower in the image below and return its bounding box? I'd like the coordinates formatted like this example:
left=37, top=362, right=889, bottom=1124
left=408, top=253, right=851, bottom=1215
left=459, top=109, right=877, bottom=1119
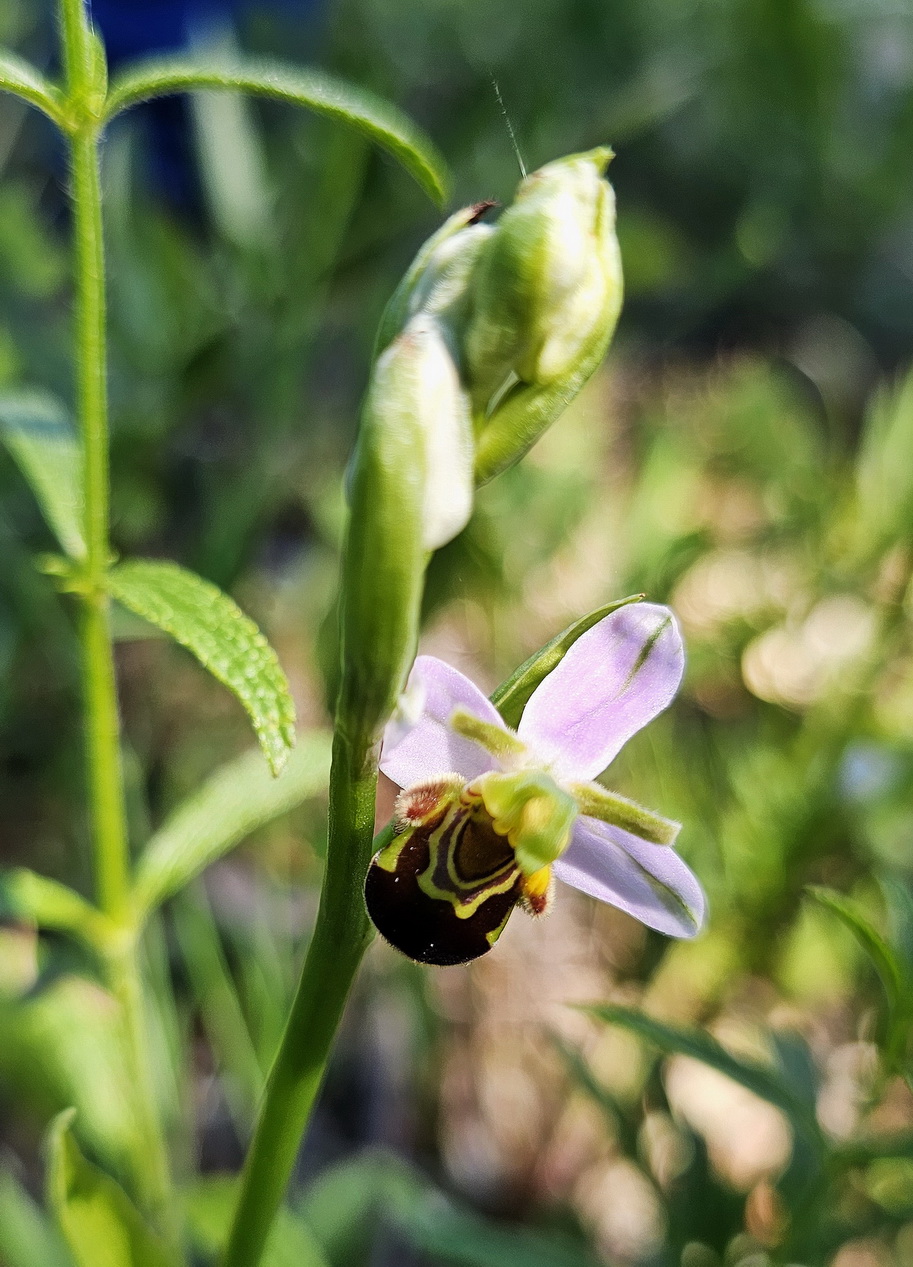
left=365, top=602, right=705, bottom=965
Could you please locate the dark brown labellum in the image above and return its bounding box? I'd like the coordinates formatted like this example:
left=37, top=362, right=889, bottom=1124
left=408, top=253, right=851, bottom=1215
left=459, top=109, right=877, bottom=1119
left=364, top=794, right=522, bottom=966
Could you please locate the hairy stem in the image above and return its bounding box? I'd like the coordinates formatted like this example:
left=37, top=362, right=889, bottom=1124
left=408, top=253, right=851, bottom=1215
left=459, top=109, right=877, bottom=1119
left=61, top=0, right=176, bottom=1234
left=222, top=729, right=377, bottom=1267
left=59, top=0, right=93, bottom=104
left=70, top=126, right=129, bottom=915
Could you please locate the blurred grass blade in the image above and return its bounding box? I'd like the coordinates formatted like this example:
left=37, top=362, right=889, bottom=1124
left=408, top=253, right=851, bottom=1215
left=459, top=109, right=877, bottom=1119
left=0, top=1166, right=70, bottom=1267
left=171, top=888, right=264, bottom=1129
left=2, top=981, right=137, bottom=1176
left=0, top=868, right=111, bottom=949
left=302, top=1154, right=598, bottom=1267
left=551, top=1036, right=641, bottom=1157
left=0, top=392, right=86, bottom=559
left=102, top=57, right=448, bottom=205
left=187, top=22, right=274, bottom=249
left=46, top=1110, right=171, bottom=1267
left=0, top=52, right=65, bottom=125
left=770, top=1030, right=819, bottom=1110
left=491, top=595, right=643, bottom=726
left=299, top=1154, right=394, bottom=1262
left=853, top=370, right=913, bottom=559
left=133, top=732, right=331, bottom=918
left=237, top=895, right=295, bottom=1069
left=107, top=560, right=296, bottom=776
left=807, top=886, right=908, bottom=1053
left=400, top=1200, right=598, bottom=1267
left=585, top=1004, right=823, bottom=1148
left=186, top=1175, right=328, bottom=1267
left=834, top=1130, right=913, bottom=1166
left=881, top=875, right=913, bottom=981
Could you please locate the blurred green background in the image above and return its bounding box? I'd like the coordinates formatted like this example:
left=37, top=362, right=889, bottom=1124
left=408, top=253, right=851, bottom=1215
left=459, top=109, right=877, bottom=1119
left=2, top=0, right=913, bottom=1264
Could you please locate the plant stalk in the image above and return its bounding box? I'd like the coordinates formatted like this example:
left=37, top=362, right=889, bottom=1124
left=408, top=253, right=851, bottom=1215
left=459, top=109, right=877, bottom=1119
left=222, top=728, right=377, bottom=1267
left=108, top=937, right=180, bottom=1236
left=61, top=0, right=176, bottom=1235
left=70, top=124, right=130, bottom=917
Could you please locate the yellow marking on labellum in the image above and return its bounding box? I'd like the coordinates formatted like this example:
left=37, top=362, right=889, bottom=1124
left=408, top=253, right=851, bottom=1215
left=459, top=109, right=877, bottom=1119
left=417, top=791, right=520, bottom=920
left=365, top=779, right=525, bottom=965
left=484, top=904, right=516, bottom=947
left=366, top=771, right=578, bottom=964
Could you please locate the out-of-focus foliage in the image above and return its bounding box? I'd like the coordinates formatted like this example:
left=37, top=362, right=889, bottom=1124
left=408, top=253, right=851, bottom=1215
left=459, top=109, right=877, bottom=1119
left=2, top=0, right=913, bottom=1264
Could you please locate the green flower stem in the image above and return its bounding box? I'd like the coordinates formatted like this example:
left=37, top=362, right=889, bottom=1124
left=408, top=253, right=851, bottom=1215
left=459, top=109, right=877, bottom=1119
left=69, top=123, right=129, bottom=916
left=59, top=0, right=93, bottom=104
left=79, top=592, right=130, bottom=913
left=222, top=728, right=377, bottom=1267
left=60, top=0, right=176, bottom=1236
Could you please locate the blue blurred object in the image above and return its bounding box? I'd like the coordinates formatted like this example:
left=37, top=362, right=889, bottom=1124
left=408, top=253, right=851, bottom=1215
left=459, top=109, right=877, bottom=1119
left=92, top=1, right=248, bottom=63
left=90, top=0, right=319, bottom=212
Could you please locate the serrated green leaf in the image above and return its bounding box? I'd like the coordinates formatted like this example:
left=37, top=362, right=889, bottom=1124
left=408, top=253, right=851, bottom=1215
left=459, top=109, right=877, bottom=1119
left=0, top=52, right=66, bottom=125
left=0, top=392, right=85, bottom=558
left=107, top=560, right=296, bottom=776
left=46, top=1110, right=171, bottom=1267
left=103, top=57, right=448, bottom=205
left=0, top=1167, right=70, bottom=1267
left=0, top=868, right=112, bottom=949
left=585, top=1004, right=823, bottom=1149
left=491, top=595, right=643, bottom=727
left=807, top=885, right=909, bottom=1059
left=133, top=732, right=330, bottom=918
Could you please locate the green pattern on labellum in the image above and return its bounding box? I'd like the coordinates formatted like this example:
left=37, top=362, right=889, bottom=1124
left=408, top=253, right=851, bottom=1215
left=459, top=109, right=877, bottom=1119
left=364, top=792, right=522, bottom=965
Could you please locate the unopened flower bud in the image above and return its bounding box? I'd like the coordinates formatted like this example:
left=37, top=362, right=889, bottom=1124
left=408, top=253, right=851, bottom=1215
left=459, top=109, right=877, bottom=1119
left=340, top=314, right=473, bottom=742
left=401, top=315, right=474, bottom=551
left=467, top=148, right=621, bottom=401
left=468, top=149, right=624, bottom=482
left=375, top=203, right=496, bottom=359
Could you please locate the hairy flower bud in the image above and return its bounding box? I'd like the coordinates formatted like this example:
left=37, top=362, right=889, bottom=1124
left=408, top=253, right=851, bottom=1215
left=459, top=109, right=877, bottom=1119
left=404, top=316, right=474, bottom=551
left=375, top=203, right=495, bottom=359
left=467, top=148, right=624, bottom=481
left=467, top=148, right=621, bottom=401
left=340, top=314, right=473, bottom=741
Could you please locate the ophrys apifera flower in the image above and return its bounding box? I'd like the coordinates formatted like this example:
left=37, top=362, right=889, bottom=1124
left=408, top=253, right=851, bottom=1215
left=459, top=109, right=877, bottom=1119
left=365, top=603, right=705, bottom=964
